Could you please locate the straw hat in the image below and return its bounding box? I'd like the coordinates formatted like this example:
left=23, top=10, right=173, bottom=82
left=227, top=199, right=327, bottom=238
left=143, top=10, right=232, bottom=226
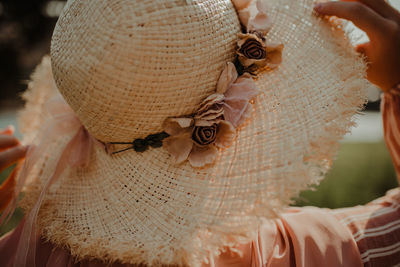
left=14, top=0, right=367, bottom=266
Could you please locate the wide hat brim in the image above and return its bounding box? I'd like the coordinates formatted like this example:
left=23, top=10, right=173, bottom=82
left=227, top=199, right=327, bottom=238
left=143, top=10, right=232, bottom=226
left=18, top=0, right=368, bottom=266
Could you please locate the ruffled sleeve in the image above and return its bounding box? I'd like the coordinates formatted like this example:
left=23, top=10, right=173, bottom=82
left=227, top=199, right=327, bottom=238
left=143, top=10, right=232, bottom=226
left=205, top=208, right=363, bottom=267
left=332, top=188, right=400, bottom=267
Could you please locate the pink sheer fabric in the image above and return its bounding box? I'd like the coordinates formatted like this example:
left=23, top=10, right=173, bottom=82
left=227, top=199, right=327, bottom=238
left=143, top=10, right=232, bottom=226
left=0, top=96, right=102, bottom=267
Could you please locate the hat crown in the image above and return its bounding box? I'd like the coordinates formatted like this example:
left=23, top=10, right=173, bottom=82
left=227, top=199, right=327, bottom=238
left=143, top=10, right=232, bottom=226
left=51, top=0, right=241, bottom=142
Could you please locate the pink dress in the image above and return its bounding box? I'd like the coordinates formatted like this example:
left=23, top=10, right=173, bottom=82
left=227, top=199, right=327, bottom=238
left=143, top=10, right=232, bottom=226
left=1, top=91, right=400, bottom=267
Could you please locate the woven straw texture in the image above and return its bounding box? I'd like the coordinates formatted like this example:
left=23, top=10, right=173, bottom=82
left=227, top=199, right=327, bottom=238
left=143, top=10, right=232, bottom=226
left=51, top=0, right=240, bottom=142
left=19, top=0, right=368, bottom=266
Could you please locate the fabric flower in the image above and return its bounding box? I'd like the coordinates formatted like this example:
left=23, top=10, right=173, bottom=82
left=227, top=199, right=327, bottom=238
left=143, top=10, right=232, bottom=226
left=192, top=124, right=217, bottom=146
left=234, top=0, right=283, bottom=74
left=194, top=93, right=225, bottom=124
left=246, top=0, right=272, bottom=35
left=162, top=63, right=259, bottom=167
left=198, top=63, right=259, bottom=128
left=163, top=118, right=235, bottom=167
left=223, top=73, right=259, bottom=128
left=231, top=0, right=253, bottom=26
left=233, top=0, right=272, bottom=35
left=238, top=34, right=266, bottom=60
left=237, top=33, right=284, bottom=72
left=218, top=63, right=259, bottom=128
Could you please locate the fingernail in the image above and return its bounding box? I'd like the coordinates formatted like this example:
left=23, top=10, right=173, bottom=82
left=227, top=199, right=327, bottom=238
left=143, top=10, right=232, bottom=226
left=18, top=144, right=28, bottom=152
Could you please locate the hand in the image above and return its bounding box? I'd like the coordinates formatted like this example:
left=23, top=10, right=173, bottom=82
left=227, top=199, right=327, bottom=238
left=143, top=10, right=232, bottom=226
left=314, top=0, right=400, bottom=92
left=0, top=126, right=27, bottom=172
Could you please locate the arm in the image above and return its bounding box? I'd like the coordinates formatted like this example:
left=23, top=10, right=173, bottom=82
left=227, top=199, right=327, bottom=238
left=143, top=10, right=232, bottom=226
left=0, top=126, right=27, bottom=171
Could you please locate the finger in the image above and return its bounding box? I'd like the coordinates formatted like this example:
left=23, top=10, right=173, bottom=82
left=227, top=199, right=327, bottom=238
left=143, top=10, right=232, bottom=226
left=341, top=0, right=399, bottom=19
left=0, top=125, right=15, bottom=136
left=0, top=146, right=27, bottom=172
left=314, top=1, right=391, bottom=39
left=355, top=42, right=370, bottom=58
left=0, top=166, right=18, bottom=212
left=0, top=135, right=19, bottom=150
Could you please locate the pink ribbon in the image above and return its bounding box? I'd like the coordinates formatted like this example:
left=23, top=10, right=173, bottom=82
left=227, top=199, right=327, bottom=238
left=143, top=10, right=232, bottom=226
left=0, top=95, right=101, bottom=267
left=223, top=74, right=259, bottom=128
left=216, top=63, right=259, bottom=128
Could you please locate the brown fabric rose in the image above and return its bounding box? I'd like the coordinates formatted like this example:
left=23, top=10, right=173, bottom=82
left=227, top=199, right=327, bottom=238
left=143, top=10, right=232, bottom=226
left=162, top=62, right=260, bottom=168
left=239, top=37, right=266, bottom=60
left=163, top=118, right=235, bottom=167
left=237, top=33, right=284, bottom=73
left=192, top=124, right=217, bottom=146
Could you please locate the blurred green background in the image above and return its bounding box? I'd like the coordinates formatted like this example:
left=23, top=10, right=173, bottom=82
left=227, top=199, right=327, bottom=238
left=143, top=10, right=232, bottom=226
left=294, top=142, right=398, bottom=208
